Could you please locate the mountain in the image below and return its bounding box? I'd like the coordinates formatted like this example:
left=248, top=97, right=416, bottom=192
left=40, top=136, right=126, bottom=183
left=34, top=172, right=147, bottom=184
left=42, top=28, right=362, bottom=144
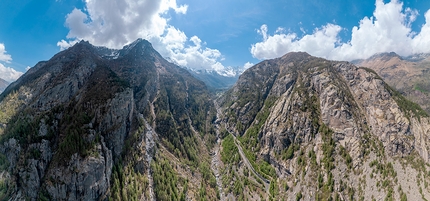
left=0, top=39, right=218, bottom=200
left=2, top=40, right=430, bottom=201
left=188, top=69, right=239, bottom=90
left=355, top=52, right=430, bottom=114
left=217, top=52, right=430, bottom=200
left=0, top=78, right=8, bottom=93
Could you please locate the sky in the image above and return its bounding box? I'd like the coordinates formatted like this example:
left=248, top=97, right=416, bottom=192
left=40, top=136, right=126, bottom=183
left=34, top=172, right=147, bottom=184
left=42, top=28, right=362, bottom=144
left=1, top=0, right=430, bottom=82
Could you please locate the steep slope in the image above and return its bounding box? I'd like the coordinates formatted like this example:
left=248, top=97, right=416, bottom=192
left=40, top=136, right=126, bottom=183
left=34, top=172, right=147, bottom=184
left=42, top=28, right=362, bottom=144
left=0, top=78, right=7, bottom=94
left=0, top=39, right=217, bottom=200
left=218, top=52, right=430, bottom=200
left=355, top=52, right=430, bottom=114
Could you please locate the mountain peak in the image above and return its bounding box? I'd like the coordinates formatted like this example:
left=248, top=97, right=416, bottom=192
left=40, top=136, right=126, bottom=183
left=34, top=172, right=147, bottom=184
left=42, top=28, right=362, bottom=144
left=367, top=52, right=402, bottom=61
left=122, top=38, right=152, bottom=51
left=60, top=38, right=158, bottom=61
left=66, top=39, right=98, bottom=54
left=115, top=38, right=161, bottom=60
left=78, top=39, right=91, bottom=45
left=279, top=51, right=312, bottom=62
left=402, top=52, right=430, bottom=62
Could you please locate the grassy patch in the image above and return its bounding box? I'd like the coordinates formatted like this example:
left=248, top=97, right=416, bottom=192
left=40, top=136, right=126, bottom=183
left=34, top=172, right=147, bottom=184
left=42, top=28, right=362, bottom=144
left=339, top=145, right=353, bottom=169
left=319, top=124, right=335, bottom=172
left=151, top=157, right=181, bottom=201
left=414, top=83, right=429, bottom=94
left=0, top=178, right=11, bottom=201
left=0, top=153, right=8, bottom=171
left=221, top=134, right=240, bottom=164
left=110, top=163, right=148, bottom=200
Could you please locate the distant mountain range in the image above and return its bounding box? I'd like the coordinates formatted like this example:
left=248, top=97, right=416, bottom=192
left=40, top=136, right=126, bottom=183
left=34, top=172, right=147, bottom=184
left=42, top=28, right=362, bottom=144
left=0, top=78, right=8, bottom=93
left=188, top=68, right=241, bottom=90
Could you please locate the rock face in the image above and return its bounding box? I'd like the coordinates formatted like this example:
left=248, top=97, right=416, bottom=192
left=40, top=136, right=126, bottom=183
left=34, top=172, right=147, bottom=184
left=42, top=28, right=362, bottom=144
left=220, top=52, right=430, bottom=200
left=355, top=52, right=430, bottom=114
left=0, top=39, right=217, bottom=200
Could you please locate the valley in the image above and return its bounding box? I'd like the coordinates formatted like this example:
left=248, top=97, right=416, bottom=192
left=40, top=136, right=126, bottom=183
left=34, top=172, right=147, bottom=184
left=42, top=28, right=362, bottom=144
left=0, top=40, right=430, bottom=200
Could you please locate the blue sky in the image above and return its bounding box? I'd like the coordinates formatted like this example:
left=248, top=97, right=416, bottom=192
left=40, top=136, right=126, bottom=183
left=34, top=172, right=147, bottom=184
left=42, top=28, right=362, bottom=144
left=1, top=0, right=430, bottom=82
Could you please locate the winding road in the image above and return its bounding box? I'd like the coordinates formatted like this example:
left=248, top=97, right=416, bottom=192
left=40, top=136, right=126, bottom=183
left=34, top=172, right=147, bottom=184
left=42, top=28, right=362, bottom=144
left=230, top=133, right=270, bottom=185
left=213, top=101, right=271, bottom=199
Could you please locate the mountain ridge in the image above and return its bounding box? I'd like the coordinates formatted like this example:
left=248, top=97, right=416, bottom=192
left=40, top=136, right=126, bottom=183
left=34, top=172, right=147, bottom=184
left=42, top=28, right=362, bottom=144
left=1, top=41, right=430, bottom=200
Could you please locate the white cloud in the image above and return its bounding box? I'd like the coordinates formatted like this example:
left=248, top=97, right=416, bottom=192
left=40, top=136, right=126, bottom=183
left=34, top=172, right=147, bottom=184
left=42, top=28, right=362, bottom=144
left=57, top=39, right=79, bottom=51
left=0, top=63, right=23, bottom=83
left=0, top=43, right=23, bottom=82
left=251, top=24, right=341, bottom=60
left=161, top=0, right=188, bottom=14
left=257, top=24, right=269, bottom=41
left=59, top=0, right=227, bottom=72
left=243, top=62, right=254, bottom=69
left=411, top=10, right=430, bottom=53
left=0, top=43, right=12, bottom=63
left=63, top=1, right=167, bottom=48
left=251, top=0, right=430, bottom=61
left=158, top=34, right=224, bottom=71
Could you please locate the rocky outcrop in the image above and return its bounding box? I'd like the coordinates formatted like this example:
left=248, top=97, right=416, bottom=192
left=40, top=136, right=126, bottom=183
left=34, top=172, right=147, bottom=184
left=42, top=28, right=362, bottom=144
left=336, top=63, right=413, bottom=155
left=223, top=52, right=429, bottom=160
left=97, top=89, right=134, bottom=159
left=1, top=138, right=21, bottom=171
left=45, top=138, right=112, bottom=201
left=356, top=52, right=430, bottom=114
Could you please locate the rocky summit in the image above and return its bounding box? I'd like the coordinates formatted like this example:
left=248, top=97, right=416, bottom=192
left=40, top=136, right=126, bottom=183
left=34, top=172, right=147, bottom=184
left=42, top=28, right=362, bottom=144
left=1, top=41, right=430, bottom=201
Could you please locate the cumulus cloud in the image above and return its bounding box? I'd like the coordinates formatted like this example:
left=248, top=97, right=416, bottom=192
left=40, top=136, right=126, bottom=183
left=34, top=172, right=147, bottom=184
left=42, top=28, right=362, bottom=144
left=158, top=34, right=225, bottom=71
left=411, top=10, right=430, bottom=53
left=251, top=24, right=342, bottom=60
left=0, top=43, right=12, bottom=63
left=0, top=43, right=23, bottom=82
left=243, top=62, right=254, bottom=69
left=59, top=0, right=228, bottom=72
left=57, top=39, right=79, bottom=51
left=251, top=0, right=430, bottom=61
left=0, top=63, right=23, bottom=83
